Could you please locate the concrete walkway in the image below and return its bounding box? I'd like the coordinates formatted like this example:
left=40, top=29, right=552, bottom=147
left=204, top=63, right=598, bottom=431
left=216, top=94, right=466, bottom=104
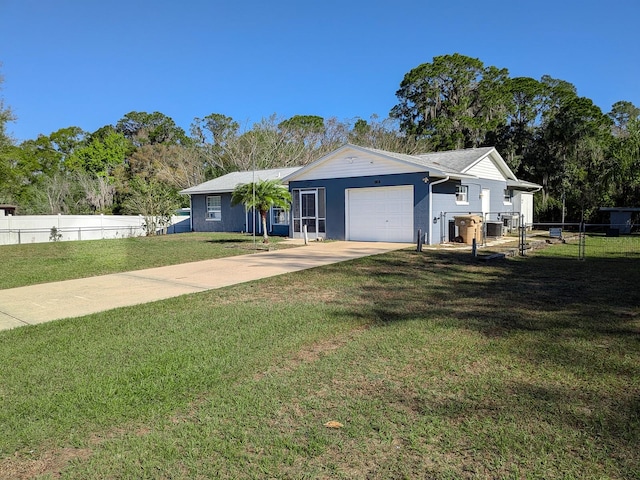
left=0, top=241, right=412, bottom=331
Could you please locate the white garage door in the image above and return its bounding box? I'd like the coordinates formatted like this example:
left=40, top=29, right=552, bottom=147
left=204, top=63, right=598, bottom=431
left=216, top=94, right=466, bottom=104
left=346, top=185, right=414, bottom=242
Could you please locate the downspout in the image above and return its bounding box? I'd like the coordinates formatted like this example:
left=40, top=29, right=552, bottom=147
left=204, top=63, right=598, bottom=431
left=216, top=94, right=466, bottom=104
left=427, top=175, right=449, bottom=246
left=189, top=196, right=193, bottom=232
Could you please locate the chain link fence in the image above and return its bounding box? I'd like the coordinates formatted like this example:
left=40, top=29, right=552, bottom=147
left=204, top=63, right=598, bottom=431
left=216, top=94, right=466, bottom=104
left=521, top=222, right=640, bottom=260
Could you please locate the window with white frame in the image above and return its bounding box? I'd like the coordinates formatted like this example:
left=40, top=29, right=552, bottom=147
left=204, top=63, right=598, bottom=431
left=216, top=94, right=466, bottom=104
left=455, top=185, right=469, bottom=203
left=206, top=195, right=221, bottom=220
left=503, top=188, right=513, bottom=204
left=271, top=207, right=289, bottom=225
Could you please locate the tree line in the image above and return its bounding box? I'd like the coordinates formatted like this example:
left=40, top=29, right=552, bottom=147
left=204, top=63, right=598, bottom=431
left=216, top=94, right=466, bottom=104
left=1, top=53, right=639, bottom=223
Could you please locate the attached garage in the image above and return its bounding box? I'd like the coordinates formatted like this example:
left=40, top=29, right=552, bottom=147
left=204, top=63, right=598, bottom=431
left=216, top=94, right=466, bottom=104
left=345, top=185, right=414, bottom=242
left=281, top=144, right=541, bottom=244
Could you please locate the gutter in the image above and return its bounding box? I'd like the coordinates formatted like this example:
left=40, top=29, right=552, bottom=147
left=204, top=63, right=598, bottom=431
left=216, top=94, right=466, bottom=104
left=427, top=175, right=450, bottom=245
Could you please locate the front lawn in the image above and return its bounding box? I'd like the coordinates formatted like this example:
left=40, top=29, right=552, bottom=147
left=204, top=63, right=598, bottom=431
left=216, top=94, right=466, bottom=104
left=0, top=246, right=638, bottom=478
left=0, top=233, right=295, bottom=289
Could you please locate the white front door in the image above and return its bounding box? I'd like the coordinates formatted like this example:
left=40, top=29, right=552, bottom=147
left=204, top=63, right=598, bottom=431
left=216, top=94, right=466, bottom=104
left=346, top=186, right=414, bottom=242
left=482, top=189, right=491, bottom=221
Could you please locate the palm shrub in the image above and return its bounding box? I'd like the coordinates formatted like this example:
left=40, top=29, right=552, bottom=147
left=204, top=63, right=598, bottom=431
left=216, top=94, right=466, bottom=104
left=231, top=179, right=292, bottom=243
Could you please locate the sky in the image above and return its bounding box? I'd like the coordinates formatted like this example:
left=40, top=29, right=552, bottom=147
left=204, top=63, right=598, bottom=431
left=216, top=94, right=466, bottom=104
left=1, top=0, right=639, bottom=143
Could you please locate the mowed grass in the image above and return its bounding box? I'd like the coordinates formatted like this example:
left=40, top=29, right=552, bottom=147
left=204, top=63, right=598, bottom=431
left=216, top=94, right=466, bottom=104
left=0, top=233, right=294, bottom=289
left=0, top=241, right=638, bottom=478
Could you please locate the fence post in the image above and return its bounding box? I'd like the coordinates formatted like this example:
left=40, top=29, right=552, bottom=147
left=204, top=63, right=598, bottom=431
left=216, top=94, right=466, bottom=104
left=519, top=214, right=526, bottom=256
left=416, top=228, right=423, bottom=252
left=578, top=221, right=586, bottom=261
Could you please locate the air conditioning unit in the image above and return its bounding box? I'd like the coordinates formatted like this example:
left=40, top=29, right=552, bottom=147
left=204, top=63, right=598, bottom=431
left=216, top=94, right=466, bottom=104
left=486, top=221, right=503, bottom=237
left=503, top=214, right=520, bottom=232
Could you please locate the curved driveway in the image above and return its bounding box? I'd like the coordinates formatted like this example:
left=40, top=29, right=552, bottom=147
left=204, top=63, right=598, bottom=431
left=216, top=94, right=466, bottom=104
left=0, top=241, right=411, bottom=331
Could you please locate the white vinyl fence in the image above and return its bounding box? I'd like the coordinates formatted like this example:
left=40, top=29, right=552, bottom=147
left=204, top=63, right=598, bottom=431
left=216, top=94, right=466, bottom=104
left=0, top=214, right=149, bottom=245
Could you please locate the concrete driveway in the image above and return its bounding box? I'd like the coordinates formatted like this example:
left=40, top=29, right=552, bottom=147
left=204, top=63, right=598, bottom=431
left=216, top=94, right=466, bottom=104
left=0, top=241, right=412, bottom=331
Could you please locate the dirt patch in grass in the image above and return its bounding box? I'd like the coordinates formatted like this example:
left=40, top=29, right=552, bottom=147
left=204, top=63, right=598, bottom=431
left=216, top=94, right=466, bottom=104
left=0, top=447, right=92, bottom=480
left=0, top=423, right=159, bottom=480
left=253, top=324, right=370, bottom=381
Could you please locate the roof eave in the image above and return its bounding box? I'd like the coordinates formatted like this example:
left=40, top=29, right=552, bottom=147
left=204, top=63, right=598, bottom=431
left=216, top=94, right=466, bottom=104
left=506, top=179, right=542, bottom=191
left=180, top=188, right=232, bottom=195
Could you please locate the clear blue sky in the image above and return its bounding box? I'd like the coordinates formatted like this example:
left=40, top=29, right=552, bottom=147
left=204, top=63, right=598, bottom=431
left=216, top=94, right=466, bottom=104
left=2, top=0, right=639, bottom=142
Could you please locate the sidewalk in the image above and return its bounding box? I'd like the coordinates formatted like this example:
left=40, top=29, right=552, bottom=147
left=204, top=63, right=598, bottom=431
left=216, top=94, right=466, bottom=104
left=0, top=241, right=412, bottom=331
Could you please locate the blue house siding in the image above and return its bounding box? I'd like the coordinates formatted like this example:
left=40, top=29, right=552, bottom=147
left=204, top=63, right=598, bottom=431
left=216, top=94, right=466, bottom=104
left=430, top=178, right=523, bottom=242
left=480, top=178, right=519, bottom=218
left=190, top=193, right=245, bottom=232
left=432, top=181, right=482, bottom=217
left=243, top=209, right=289, bottom=236
left=431, top=179, right=516, bottom=217
left=189, top=193, right=289, bottom=235
left=289, top=172, right=430, bottom=241
left=269, top=223, right=290, bottom=236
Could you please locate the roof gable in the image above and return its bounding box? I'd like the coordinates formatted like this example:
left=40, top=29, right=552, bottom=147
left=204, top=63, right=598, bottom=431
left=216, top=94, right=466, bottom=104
left=282, top=145, right=430, bottom=182
left=416, top=147, right=517, bottom=181
left=464, top=149, right=516, bottom=181
left=283, top=144, right=523, bottom=183
left=465, top=155, right=506, bottom=181
left=283, top=144, right=456, bottom=182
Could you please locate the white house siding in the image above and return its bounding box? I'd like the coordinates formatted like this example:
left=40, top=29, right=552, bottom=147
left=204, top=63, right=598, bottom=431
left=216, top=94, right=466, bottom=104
left=292, top=148, right=423, bottom=181
left=465, top=156, right=505, bottom=181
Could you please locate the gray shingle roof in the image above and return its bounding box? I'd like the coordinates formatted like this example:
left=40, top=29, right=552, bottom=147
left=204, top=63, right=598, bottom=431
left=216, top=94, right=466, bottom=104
left=345, top=144, right=493, bottom=177
left=180, top=167, right=301, bottom=195
left=414, top=146, right=495, bottom=172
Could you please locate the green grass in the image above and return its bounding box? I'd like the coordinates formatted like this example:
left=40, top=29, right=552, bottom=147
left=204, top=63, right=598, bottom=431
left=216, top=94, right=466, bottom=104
left=526, top=232, right=640, bottom=260
left=0, top=233, right=294, bottom=289
left=0, top=243, right=638, bottom=478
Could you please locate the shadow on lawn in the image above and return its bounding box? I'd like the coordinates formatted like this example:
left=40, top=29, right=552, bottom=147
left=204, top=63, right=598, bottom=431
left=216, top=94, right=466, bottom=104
left=344, top=250, right=640, bottom=338
left=329, top=251, right=640, bottom=389
left=204, top=236, right=289, bottom=246
left=330, top=250, right=640, bottom=474
left=205, top=237, right=257, bottom=244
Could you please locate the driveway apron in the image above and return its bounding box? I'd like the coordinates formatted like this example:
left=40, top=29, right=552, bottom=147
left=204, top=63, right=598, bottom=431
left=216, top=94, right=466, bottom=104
left=0, top=241, right=411, bottom=331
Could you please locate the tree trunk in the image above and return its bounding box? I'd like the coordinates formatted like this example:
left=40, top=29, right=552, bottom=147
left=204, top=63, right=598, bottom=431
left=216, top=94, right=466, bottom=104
left=261, top=211, right=269, bottom=243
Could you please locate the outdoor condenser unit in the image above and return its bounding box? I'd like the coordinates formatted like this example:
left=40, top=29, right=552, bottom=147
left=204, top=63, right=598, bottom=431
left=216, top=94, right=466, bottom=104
left=502, top=214, right=519, bottom=232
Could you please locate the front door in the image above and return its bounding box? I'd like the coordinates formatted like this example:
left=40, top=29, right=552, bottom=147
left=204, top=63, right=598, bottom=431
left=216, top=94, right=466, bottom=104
left=292, top=188, right=326, bottom=239
left=300, top=190, right=317, bottom=236
left=482, top=189, right=490, bottom=221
